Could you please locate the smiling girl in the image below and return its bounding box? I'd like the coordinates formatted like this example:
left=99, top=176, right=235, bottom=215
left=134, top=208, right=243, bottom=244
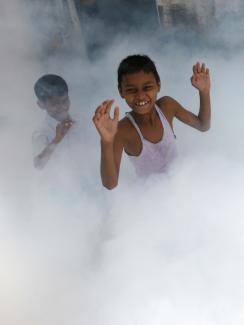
left=93, top=55, right=211, bottom=189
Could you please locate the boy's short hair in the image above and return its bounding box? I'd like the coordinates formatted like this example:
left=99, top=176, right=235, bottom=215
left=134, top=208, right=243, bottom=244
left=34, top=74, right=68, bottom=102
left=118, top=55, right=160, bottom=89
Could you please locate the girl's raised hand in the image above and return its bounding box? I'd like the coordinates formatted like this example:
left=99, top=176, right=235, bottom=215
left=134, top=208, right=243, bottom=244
left=93, top=99, right=120, bottom=143
left=191, top=62, right=210, bottom=94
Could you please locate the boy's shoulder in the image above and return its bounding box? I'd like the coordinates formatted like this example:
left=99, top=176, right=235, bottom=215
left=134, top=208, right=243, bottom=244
left=118, top=115, right=133, bottom=130
left=117, top=115, right=135, bottom=139
left=156, top=95, right=175, bottom=108
left=157, top=96, right=178, bottom=117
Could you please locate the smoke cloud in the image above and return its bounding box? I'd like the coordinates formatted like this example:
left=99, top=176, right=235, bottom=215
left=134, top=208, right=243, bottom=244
left=1, top=1, right=244, bottom=324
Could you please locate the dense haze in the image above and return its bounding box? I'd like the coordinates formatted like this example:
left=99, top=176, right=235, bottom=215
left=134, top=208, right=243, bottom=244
left=1, top=1, right=244, bottom=324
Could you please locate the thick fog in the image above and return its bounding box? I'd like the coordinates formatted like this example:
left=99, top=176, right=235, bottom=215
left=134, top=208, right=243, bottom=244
left=1, top=1, right=244, bottom=324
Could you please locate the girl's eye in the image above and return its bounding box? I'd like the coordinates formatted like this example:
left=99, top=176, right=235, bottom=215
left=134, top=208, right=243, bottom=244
left=144, top=86, right=153, bottom=91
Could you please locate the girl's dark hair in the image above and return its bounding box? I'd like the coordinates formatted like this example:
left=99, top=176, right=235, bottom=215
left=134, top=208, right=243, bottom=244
left=118, top=55, right=160, bottom=89
left=34, top=74, right=68, bottom=101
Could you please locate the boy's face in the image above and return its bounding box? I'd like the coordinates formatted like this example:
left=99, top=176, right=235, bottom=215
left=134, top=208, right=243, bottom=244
left=119, top=71, right=160, bottom=115
left=38, top=94, right=70, bottom=121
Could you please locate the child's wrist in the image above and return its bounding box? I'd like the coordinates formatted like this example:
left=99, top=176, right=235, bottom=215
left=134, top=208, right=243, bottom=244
left=101, top=138, right=114, bottom=146
left=52, top=138, right=61, bottom=145
left=199, top=89, right=210, bottom=95
left=47, top=141, right=58, bottom=152
left=198, top=88, right=210, bottom=95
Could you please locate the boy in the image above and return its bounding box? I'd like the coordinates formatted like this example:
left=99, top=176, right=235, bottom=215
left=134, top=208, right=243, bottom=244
left=32, top=74, right=74, bottom=169
left=93, top=55, right=211, bottom=189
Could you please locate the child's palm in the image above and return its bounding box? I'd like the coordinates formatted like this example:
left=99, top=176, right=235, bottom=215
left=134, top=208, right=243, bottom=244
left=93, top=100, right=120, bottom=142
left=191, top=62, right=210, bottom=93
left=98, top=114, right=118, bottom=138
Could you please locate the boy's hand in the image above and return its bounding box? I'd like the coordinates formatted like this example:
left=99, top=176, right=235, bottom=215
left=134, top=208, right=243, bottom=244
left=93, top=99, right=120, bottom=143
left=191, top=62, right=210, bottom=94
left=53, top=119, right=73, bottom=144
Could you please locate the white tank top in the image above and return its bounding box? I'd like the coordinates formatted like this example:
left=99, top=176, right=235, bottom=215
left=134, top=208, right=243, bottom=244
left=126, top=105, right=177, bottom=177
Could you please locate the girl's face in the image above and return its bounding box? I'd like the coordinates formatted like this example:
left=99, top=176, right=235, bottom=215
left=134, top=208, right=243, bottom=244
left=119, top=71, right=160, bottom=115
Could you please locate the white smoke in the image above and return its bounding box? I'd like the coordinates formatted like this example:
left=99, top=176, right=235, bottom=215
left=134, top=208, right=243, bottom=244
left=1, top=1, right=244, bottom=325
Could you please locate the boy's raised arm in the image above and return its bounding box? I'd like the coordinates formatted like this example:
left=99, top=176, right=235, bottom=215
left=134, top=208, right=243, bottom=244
left=190, top=62, right=211, bottom=131
left=161, top=62, right=211, bottom=132
left=33, top=120, right=73, bottom=169
left=93, top=100, right=122, bottom=189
